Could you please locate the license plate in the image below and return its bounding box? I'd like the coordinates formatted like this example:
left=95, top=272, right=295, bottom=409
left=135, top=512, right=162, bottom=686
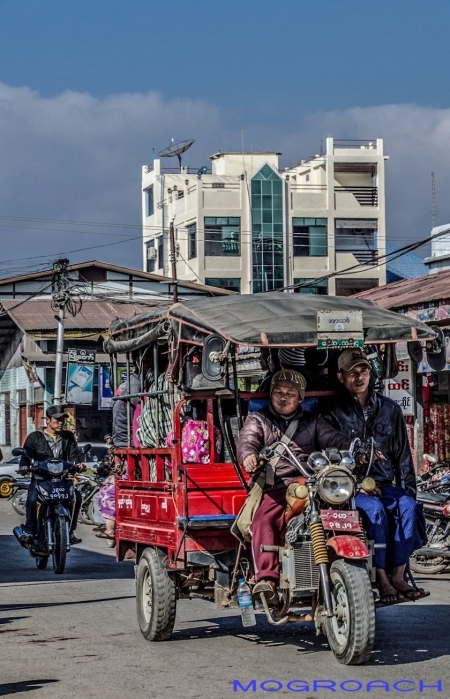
left=320, top=510, right=361, bottom=532
left=49, top=487, right=70, bottom=499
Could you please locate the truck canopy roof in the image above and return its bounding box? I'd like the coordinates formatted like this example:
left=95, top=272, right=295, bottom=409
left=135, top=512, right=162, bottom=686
left=104, top=293, right=434, bottom=353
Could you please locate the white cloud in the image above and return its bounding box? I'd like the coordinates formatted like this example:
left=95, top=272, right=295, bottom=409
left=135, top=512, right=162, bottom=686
left=0, top=83, right=448, bottom=274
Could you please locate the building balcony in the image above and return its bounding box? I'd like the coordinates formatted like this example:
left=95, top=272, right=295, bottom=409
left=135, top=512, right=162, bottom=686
left=334, top=186, right=378, bottom=208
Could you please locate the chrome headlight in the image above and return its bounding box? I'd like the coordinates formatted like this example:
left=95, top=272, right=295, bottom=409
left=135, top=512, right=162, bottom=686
left=48, top=461, right=64, bottom=475
left=307, top=451, right=330, bottom=471
left=317, top=468, right=354, bottom=505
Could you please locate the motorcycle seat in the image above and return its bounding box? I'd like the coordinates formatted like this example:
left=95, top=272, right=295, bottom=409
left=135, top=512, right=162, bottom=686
left=417, top=492, right=448, bottom=506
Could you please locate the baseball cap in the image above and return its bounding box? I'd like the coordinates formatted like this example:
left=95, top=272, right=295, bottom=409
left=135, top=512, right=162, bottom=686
left=338, top=348, right=371, bottom=373
left=46, top=405, right=69, bottom=420
left=270, top=369, right=307, bottom=400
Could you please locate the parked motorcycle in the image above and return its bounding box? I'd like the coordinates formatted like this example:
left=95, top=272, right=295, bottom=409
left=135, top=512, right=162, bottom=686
left=255, top=439, right=377, bottom=665
left=9, top=478, right=30, bottom=516
left=12, top=444, right=91, bottom=574
left=75, top=473, right=104, bottom=525
left=410, top=489, right=450, bottom=574
left=417, top=454, right=450, bottom=494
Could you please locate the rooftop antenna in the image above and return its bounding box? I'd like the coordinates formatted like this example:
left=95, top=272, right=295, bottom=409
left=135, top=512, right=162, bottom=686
left=431, top=171, right=437, bottom=228
left=158, top=138, right=195, bottom=173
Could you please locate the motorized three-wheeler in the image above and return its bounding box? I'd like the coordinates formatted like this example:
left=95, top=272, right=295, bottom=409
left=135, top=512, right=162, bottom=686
left=104, top=293, right=434, bottom=665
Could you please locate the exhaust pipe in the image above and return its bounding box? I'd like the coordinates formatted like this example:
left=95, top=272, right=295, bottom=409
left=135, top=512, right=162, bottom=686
left=13, top=525, right=28, bottom=549
left=413, top=547, right=450, bottom=559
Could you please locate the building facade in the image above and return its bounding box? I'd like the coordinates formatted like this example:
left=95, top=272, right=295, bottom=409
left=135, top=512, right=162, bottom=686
left=142, top=137, right=387, bottom=295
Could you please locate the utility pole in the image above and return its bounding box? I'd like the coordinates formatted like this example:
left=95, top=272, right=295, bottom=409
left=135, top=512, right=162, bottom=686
left=51, top=258, right=70, bottom=405
left=431, top=172, right=437, bottom=229
left=169, top=220, right=179, bottom=303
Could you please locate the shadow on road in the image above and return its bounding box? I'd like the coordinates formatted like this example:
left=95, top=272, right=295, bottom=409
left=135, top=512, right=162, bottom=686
left=0, top=534, right=134, bottom=586
left=172, top=602, right=450, bottom=666
left=0, top=679, right=58, bottom=696
left=0, top=595, right=134, bottom=616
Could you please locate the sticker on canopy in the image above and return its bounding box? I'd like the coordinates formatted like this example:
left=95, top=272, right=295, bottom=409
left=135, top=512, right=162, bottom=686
left=321, top=510, right=361, bottom=532
left=317, top=335, right=364, bottom=350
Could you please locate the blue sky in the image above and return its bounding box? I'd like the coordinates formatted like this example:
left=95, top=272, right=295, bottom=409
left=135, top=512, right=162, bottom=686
left=0, top=0, right=447, bottom=112
left=0, top=0, right=448, bottom=271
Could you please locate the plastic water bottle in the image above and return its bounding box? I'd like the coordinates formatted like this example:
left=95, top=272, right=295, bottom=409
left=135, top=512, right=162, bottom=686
left=237, top=577, right=256, bottom=627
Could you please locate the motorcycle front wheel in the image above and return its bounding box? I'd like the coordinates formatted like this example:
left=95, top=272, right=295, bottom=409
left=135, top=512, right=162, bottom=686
left=325, top=559, right=375, bottom=666
left=52, top=515, right=68, bottom=575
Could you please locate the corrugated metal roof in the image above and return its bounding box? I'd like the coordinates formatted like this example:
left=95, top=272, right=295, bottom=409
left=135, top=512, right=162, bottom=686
left=0, top=299, right=163, bottom=332
left=353, top=268, right=450, bottom=309
left=0, top=260, right=235, bottom=294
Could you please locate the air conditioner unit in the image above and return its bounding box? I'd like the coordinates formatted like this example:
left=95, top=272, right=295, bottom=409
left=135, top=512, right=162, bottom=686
left=147, top=247, right=158, bottom=260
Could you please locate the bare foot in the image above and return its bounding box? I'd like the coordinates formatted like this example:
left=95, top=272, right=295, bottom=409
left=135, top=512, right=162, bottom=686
left=377, top=581, right=398, bottom=604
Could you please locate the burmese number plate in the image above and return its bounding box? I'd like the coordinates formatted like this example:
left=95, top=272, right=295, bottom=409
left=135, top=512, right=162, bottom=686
left=320, top=510, right=361, bottom=532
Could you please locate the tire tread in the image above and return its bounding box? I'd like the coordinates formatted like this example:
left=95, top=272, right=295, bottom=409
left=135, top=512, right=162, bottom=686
left=136, top=548, right=176, bottom=642
left=326, top=559, right=375, bottom=665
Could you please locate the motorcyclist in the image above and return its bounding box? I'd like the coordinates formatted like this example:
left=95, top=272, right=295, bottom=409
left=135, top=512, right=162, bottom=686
left=19, top=405, right=84, bottom=545
left=322, top=348, right=427, bottom=603
left=236, top=369, right=350, bottom=605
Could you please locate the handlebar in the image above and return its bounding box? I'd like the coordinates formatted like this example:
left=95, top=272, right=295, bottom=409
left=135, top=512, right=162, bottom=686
left=258, top=441, right=313, bottom=479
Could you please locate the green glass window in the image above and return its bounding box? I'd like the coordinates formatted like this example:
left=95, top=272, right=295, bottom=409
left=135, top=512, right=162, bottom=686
left=293, top=217, right=327, bottom=257
left=251, top=164, right=285, bottom=293
left=204, top=217, right=241, bottom=256
left=205, top=277, right=241, bottom=293
left=293, top=278, right=328, bottom=295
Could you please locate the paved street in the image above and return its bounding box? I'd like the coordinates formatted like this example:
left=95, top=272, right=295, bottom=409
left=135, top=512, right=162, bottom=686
left=0, top=498, right=449, bottom=699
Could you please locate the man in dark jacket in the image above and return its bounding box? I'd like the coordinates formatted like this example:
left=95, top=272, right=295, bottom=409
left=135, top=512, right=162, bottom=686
left=237, top=369, right=350, bottom=603
left=19, top=405, right=83, bottom=545
left=323, top=348, right=425, bottom=603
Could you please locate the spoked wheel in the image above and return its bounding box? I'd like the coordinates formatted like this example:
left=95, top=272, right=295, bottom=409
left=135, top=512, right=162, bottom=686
left=410, top=519, right=449, bottom=574
left=52, top=515, right=68, bottom=575
left=0, top=480, right=13, bottom=498
left=325, top=560, right=375, bottom=665
left=136, top=548, right=176, bottom=641
left=12, top=490, right=27, bottom=516
left=36, top=556, right=49, bottom=570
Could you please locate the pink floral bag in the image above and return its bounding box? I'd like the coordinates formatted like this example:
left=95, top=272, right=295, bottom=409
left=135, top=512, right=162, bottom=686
left=166, top=419, right=222, bottom=464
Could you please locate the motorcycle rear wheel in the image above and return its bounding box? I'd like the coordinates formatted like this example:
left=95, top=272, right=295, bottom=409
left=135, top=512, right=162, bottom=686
left=52, top=515, right=68, bottom=575
left=410, top=519, right=449, bottom=574
left=325, top=559, right=375, bottom=666
left=12, top=490, right=27, bottom=516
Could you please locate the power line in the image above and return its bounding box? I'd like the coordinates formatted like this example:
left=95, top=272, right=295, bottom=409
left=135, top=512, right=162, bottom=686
left=277, top=226, right=450, bottom=293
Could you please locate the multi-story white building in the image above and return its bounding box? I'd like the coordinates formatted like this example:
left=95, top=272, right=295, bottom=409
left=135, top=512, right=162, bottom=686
left=142, top=137, right=387, bottom=295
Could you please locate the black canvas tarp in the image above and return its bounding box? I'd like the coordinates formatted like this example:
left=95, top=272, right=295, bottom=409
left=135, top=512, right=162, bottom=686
left=104, top=293, right=434, bottom=352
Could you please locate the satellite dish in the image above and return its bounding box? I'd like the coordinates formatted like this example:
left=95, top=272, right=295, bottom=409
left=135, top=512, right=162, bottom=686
left=157, top=138, right=195, bottom=172
left=197, top=165, right=208, bottom=175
